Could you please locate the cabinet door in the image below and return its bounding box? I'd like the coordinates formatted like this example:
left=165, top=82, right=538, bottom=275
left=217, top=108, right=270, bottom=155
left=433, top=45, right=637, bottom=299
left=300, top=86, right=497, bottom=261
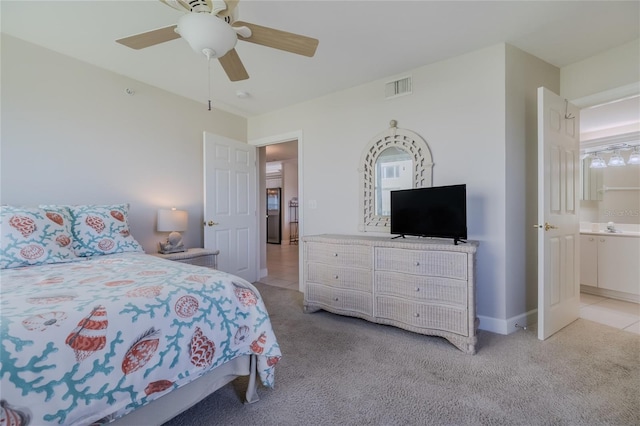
left=597, top=236, right=640, bottom=295
left=580, top=235, right=598, bottom=287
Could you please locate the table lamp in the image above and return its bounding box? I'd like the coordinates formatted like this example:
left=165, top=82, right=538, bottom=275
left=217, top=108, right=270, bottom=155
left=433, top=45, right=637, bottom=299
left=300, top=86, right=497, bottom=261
left=157, top=208, right=188, bottom=254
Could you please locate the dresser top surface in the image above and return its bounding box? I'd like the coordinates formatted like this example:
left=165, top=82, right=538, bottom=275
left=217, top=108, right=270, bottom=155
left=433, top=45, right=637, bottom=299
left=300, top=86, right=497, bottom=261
left=303, top=234, right=478, bottom=253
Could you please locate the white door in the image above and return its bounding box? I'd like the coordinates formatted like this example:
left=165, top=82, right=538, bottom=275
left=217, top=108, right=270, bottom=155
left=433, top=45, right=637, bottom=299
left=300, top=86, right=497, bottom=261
left=537, top=87, right=581, bottom=340
left=203, top=132, right=258, bottom=283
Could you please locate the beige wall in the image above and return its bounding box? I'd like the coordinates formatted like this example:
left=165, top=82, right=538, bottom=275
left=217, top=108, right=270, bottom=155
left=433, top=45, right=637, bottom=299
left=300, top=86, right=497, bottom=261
left=249, top=44, right=512, bottom=328
left=3, top=31, right=634, bottom=333
left=561, top=38, right=640, bottom=101
left=505, top=45, right=560, bottom=323
left=1, top=35, right=247, bottom=253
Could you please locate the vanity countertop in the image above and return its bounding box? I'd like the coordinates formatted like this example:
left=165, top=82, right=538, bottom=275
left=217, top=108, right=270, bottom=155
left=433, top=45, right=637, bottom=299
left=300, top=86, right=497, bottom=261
left=580, top=230, right=640, bottom=238
left=580, top=222, right=640, bottom=238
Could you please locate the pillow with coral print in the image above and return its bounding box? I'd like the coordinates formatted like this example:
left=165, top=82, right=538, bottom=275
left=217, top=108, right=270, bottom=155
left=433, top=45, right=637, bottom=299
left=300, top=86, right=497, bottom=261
left=67, top=204, right=144, bottom=257
left=0, top=205, right=79, bottom=269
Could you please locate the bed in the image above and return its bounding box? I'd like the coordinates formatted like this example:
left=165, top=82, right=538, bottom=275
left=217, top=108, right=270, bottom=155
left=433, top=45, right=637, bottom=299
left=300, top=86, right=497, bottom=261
left=0, top=204, right=281, bottom=425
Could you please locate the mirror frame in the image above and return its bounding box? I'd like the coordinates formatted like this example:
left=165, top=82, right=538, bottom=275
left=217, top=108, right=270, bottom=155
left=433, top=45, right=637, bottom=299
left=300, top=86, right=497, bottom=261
left=359, top=124, right=433, bottom=232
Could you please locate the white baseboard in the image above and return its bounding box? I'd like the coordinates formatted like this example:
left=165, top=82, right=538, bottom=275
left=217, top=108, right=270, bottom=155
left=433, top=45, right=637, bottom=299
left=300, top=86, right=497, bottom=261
left=259, top=268, right=268, bottom=279
left=478, top=309, right=537, bottom=335
left=581, top=285, right=639, bottom=303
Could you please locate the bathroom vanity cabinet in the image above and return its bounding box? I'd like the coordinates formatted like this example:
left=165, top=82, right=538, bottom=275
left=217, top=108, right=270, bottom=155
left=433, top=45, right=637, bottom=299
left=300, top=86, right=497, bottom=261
left=580, top=233, right=640, bottom=300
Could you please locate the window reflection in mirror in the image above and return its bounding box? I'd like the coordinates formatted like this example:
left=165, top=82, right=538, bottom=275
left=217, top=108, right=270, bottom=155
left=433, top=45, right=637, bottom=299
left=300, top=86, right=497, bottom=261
left=375, top=147, right=413, bottom=216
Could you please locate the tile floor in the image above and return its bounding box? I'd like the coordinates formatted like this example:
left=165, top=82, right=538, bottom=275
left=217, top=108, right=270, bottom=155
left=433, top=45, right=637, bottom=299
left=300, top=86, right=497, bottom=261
left=260, top=243, right=300, bottom=291
left=580, top=292, right=640, bottom=335
left=260, top=244, right=640, bottom=335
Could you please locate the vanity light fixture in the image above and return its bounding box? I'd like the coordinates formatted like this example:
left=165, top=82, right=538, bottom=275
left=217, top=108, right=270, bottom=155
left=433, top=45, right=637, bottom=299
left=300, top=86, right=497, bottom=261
left=628, top=146, right=640, bottom=165
left=590, top=154, right=607, bottom=169
left=608, top=150, right=626, bottom=167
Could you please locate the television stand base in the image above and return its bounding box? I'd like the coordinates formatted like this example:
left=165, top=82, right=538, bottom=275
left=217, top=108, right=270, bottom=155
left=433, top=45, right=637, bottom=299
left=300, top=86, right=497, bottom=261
left=391, top=234, right=406, bottom=239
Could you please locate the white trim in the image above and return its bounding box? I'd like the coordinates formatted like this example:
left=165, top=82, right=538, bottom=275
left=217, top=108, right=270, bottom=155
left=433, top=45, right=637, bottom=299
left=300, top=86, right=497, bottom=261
left=250, top=131, right=301, bottom=148
left=259, top=268, right=268, bottom=279
left=478, top=309, right=538, bottom=335
left=249, top=130, right=304, bottom=292
left=581, top=285, right=639, bottom=304
left=571, top=82, right=640, bottom=108
left=580, top=131, right=640, bottom=151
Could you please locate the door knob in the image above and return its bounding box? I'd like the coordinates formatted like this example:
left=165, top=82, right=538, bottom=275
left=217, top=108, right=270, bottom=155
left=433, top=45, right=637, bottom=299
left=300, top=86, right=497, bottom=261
left=533, top=222, right=558, bottom=231
left=203, top=221, right=219, bottom=227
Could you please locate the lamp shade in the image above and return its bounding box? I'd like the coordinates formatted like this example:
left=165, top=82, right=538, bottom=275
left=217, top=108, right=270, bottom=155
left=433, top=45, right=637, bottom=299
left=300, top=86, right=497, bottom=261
left=157, top=209, right=188, bottom=232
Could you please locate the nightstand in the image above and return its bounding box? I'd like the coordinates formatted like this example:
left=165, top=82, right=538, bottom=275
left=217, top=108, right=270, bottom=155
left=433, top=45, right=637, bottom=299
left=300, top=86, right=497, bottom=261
left=152, top=248, right=219, bottom=269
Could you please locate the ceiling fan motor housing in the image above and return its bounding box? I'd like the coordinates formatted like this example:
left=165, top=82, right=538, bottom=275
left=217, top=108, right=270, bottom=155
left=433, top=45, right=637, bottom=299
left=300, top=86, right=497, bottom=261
left=177, top=13, right=238, bottom=58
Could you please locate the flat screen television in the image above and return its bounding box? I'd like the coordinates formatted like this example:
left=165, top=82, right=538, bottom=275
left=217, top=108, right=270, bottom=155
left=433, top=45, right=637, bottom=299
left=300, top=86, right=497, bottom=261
left=390, top=184, right=467, bottom=244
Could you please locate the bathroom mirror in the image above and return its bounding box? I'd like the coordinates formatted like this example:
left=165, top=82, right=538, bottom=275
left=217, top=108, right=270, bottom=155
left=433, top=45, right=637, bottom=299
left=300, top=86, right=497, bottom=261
left=580, top=157, right=603, bottom=201
left=359, top=122, right=433, bottom=232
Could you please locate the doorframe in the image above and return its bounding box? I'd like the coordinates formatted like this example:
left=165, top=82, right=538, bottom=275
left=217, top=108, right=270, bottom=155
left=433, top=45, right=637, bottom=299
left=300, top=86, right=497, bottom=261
left=567, top=82, right=640, bottom=310
left=570, top=82, right=639, bottom=109
left=249, top=130, right=304, bottom=292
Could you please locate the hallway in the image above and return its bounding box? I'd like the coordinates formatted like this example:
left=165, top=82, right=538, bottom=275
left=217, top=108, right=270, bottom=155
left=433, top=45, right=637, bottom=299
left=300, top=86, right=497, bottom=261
left=260, top=243, right=299, bottom=290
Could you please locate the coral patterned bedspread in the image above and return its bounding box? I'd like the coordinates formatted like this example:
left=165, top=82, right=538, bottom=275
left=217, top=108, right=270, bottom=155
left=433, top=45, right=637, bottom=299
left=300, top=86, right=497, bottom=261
left=0, top=253, right=281, bottom=426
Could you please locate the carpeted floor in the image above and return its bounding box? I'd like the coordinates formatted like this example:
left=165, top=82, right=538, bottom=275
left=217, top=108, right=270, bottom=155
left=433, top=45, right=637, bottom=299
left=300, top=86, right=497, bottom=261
left=163, top=282, right=640, bottom=426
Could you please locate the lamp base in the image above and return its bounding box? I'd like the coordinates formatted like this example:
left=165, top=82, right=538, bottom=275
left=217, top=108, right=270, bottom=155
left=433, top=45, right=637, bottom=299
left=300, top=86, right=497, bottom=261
left=158, top=246, right=187, bottom=254
left=158, top=236, right=186, bottom=254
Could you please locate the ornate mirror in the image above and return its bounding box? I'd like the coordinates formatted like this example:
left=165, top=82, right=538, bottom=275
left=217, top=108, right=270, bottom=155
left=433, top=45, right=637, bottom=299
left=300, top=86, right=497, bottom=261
left=359, top=121, right=433, bottom=232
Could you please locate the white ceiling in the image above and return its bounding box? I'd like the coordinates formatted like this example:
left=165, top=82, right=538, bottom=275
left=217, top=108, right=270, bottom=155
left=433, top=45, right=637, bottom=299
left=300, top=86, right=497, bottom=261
left=2, top=1, right=639, bottom=119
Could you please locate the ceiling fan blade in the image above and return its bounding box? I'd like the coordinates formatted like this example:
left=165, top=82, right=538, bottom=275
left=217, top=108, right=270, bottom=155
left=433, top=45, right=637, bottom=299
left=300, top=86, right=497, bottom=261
left=116, top=25, right=180, bottom=50
left=232, top=21, right=319, bottom=57
left=218, top=48, right=249, bottom=81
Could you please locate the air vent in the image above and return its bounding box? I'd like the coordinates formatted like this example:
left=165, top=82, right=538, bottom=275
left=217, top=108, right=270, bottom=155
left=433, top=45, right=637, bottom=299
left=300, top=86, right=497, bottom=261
left=385, top=76, right=412, bottom=99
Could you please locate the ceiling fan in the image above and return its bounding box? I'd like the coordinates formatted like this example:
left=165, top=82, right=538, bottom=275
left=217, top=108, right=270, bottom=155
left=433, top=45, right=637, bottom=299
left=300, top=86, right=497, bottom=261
left=116, top=0, right=319, bottom=82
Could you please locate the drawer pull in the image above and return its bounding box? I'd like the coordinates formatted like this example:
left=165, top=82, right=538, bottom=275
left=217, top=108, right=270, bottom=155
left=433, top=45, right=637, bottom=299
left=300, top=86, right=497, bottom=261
left=333, top=253, right=338, bottom=257
left=334, top=275, right=339, bottom=279
left=415, top=287, right=420, bottom=292
left=415, top=261, right=420, bottom=266
left=333, top=297, right=339, bottom=301
left=414, top=313, right=420, bottom=318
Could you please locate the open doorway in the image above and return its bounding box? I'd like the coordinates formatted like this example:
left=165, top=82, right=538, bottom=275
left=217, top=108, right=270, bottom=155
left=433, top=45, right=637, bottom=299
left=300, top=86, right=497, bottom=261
left=576, top=92, right=640, bottom=334
left=258, top=140, right=300, bottom=291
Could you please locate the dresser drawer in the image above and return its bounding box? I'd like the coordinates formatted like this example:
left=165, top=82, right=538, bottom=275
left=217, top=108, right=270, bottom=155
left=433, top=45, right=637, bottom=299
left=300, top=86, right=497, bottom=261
left=375, top=271, right=467, bottom=306
left=375, top=248, right=467, bottom=280
left=307, top=263, right=371, bottom=292
left=306, top=242, right=371, bottom=268
left=375, top=296, right=468, bottom=335
left=306, top=283, right=373, bottom=316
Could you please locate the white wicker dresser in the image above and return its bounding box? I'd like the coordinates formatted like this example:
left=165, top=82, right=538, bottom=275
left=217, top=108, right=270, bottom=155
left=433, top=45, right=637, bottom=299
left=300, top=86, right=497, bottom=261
left=303, top=234, right=479, bottom=354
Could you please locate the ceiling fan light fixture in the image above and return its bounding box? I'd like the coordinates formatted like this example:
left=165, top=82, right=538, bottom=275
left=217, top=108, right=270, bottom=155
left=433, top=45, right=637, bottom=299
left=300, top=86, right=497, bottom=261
left=177, top=13, right=237, bottom=59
